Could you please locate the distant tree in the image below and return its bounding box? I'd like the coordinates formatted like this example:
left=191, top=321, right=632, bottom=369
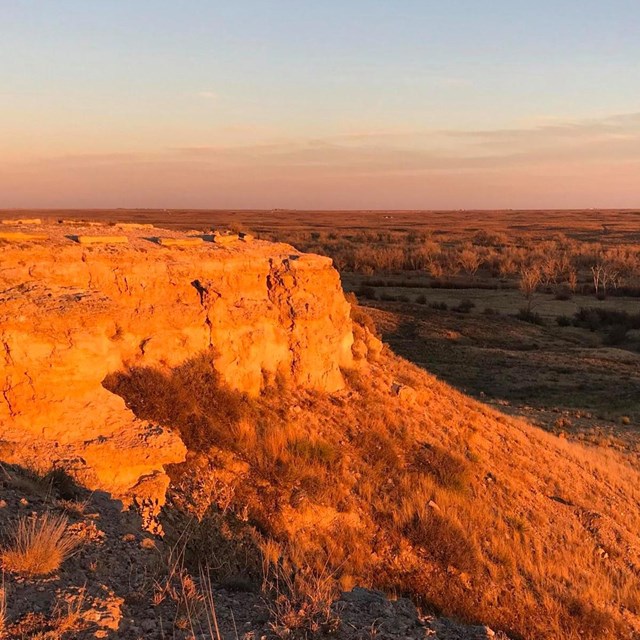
left=600, top=263, right=621, bottom=299
left=540, top=255, right=559, bottom=288
left=519, top=265, right=542, bottom=312
left=591, top=263, right=604, bottom=298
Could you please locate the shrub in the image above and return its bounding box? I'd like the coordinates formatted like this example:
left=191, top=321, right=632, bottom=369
left=403, top=512, right=479, bottom=573
left=2, top=513, right=80, bottom=576
left=574, top=307, right=640, bottom=330
left=410, top=444, right=470, bottom=492
left=604, top=325, right=629, bottom=345
left=415, top=294, right=427, bottom=304
left=453, top=299, right=475, bottom=314
left=104, top=354, right=249, bottom=451
left=556, top=315, right=573, bottom=327
left=356, top=286, right=377, bottom=300
left=430, top=301, right=448, bottom=311
left=42, top=467, right=80, bottom=500
left=515, top=308, right=544, bottom=325
left=264, top=558, right=339, bottom=638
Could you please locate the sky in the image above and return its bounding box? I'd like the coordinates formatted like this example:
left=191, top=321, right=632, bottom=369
left=1, top=1, right=639, bottom=209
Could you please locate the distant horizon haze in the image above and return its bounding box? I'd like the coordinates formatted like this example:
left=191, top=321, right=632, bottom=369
left=2, top=1, right=639, bottom=208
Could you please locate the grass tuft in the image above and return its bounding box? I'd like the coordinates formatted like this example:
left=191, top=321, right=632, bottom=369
left=2, top=513, right=80, bottom=576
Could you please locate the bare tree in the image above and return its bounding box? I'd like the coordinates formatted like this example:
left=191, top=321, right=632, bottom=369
left=591, top=263, right=604, bottom=297
left=519, top=265, right=542, bottom=312
left=591, top=262, right=606, bottom=298
left=601, top=263, right=621, bottom=299
left=540, top=255, right=559, bottom=288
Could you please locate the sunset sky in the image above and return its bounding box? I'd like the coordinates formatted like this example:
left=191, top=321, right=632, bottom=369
left=2, top=1, right=639, bottom=209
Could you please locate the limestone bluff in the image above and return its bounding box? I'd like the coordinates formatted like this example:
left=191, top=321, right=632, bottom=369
left=0, top=222, right=358, bottom=507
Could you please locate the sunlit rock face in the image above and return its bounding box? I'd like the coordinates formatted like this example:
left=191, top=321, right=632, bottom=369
left=0, top=223, right=354, bottom=504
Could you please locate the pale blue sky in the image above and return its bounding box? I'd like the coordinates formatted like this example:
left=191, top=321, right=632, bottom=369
left=1, top=1, right=639, bottom=207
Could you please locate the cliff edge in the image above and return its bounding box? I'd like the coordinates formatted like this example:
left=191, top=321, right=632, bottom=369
left=0, top=221, right=354, bottom=505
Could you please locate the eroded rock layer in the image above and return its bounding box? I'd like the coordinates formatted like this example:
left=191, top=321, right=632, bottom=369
left=0, top=221, right=354, bottom=503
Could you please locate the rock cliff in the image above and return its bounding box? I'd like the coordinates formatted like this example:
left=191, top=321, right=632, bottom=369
left=0, top=221, right=354, bottom=505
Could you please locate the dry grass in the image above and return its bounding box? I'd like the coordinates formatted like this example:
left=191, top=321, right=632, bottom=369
left=2, top=513, right=80, bottom=576
left=0, top=576, right=6, bottom=635
left=263, top=553, right=340, bottom=639
left=2, top=589, right=87, bottom=640
left=110, top=347, right=640, bottom=639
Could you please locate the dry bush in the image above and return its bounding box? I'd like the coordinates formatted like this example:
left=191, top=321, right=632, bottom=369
left=49, top=591, right=87, bottom=637
left=2, top=513, right=80, bottom=576
left=104, top=353, right=250, bottom=451
left=263, top=556, right=340, bottom=639
left=403, top=511, right=480, bottom=573
left=409, top=444, right=470, bottom=492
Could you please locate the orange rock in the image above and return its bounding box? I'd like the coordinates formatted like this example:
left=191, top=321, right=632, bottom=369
left=0, top=224, right=354, bottom=504
left=77, top=235, right=129, bottom=244
left=0, top=231, right=47, bottom=241
left=1, top=218, right=42, bottom=225
left=158, top=237, right=203, bottom=247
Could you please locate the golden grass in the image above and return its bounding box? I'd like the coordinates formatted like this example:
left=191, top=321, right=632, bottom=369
left=0, top=577, right=6, bottom=635
left=2, top=513, right=80, bottom=576
left=109, top=346, right=640, bottom=639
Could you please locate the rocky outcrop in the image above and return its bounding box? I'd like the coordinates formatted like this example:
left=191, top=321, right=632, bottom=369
left=0, top=222, right=355, bottom=504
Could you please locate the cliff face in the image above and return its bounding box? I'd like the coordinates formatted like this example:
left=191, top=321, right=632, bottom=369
left=0, top=222, right=354, bottom=504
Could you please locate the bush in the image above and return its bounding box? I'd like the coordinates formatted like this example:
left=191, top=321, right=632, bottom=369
left=415, top=294, right=427, bottom=304
left=410, top=444, right=470, bottom=492
left=515, top=308, right=545, bottom=325
left=430, top=301, right=448, bottom=311
left=104, top=354, right=249, bottom=451
left=572, top=307, right=640, bottom=334
left=453, top=299, right=475, bottom=314
left=556, top=315, right=573, bottom=327
left=604, top=325, right=629, bottom=345
left=263, top=558, right=339, bottom=637
left=356, top=286, right=377, bottom=300
left=554, top=290, right=572, bottom=301
left=403, top=512, right=479, bottom=573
